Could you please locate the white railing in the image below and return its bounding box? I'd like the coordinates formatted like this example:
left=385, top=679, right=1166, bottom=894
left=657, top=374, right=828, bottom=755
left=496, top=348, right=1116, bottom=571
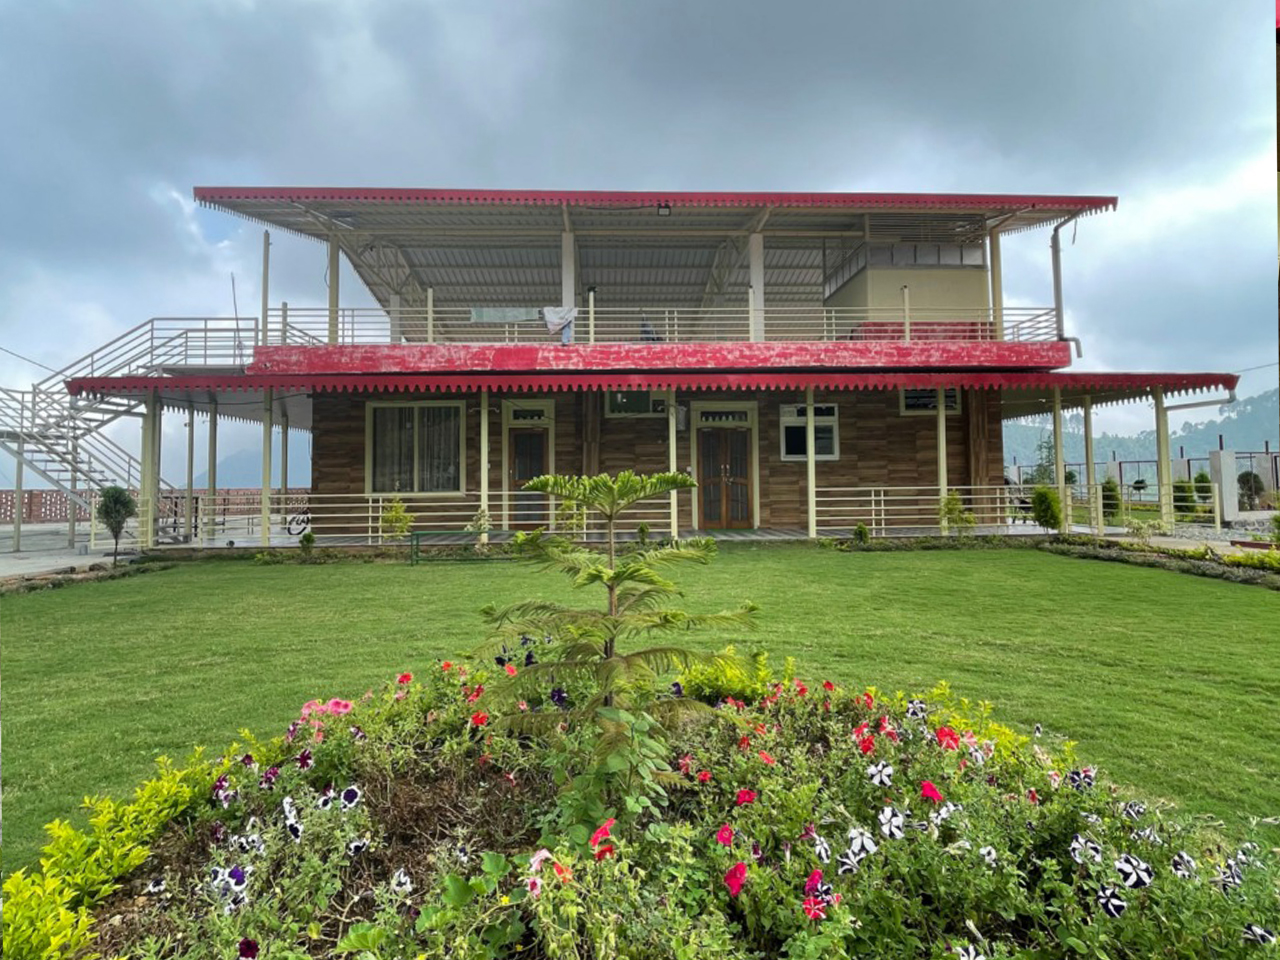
left=266, top=305, right=1058, bottom=347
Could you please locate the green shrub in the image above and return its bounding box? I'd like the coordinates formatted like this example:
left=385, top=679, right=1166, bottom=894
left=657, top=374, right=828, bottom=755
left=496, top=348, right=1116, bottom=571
left=1172, top=479, right=1196, bottom=517
left=298, top=530, right=316, bottom=558
left=1100, top=476, right=1121, bottom=522
left=1238, top=471, right=1264, bottom=510
left=1193, top=469, right=1213, bottom=504
left=1272, top=513, right=1280, bottom=546
left=937, top=491, right=976, bottom=536
left=1031, top=486, right=1061, bottom=530
left=95, top=485, right=137, bottom=566
left=851, top=522, right=870, bottom=544
left=379, top=496, right=415, bottom=541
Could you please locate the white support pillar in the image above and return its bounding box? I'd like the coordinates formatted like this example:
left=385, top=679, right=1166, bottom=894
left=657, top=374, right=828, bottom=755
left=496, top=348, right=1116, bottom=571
left=667, top=388, right=679, bottom=539
left=68, top=434, right=78, bottom=548
left=1052, top=387, right=1067, bottom=533
left=426, top=286, right=435, bottom=344
left=389, top=293, right=402, bottom=344
left=260, top=230, right=270, bottom=347
left=748, top=232, right=765, bottom=341
left=184, top=401, right=195, bottom=543
left=12, top=431, right=23, bottom=553
left=561, top=231, right=576, bottom=308
left=327, top=236, right=340, bottom=344
left=1051, top=227, right=1065, bottom=339
left=1082, top=395, right=1097, bottom=532
left=1209, top=449, right=1239, bottom=523
left=479, top=389, right=490, bottom=545
left=901, top=285, right=912, bottom=341
left=138, top=396, right=151, bottom=550
left=142, top=390, right=162, bottom=549
left=588, top=287, right=596, bottom=345
left=806, top=386, right=818, bottom=538
left=281, top=414, right=289, bottom=494
left=936, top=387, right=948, bottom=532
left=261, top=389, right=273, bottom=547
left=1153, top=388, right=1173, bottom=528
left=989, top=229, right=1004, bottom=338
left=206, top=400, right=218, bottom=544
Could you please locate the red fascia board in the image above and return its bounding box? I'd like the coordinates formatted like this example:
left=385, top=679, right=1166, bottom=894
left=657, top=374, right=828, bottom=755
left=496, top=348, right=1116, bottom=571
left=66, top=370, right=1237, bottom=398
left=247, top=342, right=1072, bottom=375
left=193, top=186, right=1117, bottom=214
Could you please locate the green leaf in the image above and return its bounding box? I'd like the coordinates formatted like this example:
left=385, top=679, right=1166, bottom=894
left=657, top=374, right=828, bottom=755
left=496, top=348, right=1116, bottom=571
left=335, top=923, right=387, bottom=954
left=568, top=824, right=590, bottom=845
left=481, top=851, right=511, bottom=877
left=1063, top=937, right=1087, bottom=953
left=442, top=873, right=474, bottom=908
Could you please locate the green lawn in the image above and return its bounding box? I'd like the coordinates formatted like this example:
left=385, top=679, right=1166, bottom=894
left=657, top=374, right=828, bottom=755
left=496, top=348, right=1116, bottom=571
left=3, top=546, right=1278, bottom=871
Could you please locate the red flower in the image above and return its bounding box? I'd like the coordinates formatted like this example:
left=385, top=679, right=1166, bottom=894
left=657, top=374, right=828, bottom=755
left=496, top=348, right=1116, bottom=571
left=822, top=680, right=835, bottom=692
left=794, top=679, right=808, bottom=697
left=935, top=726, right=960, bottom=750
left=589, top=818, right=616, bottom=848
left=441, top=662, right=452, bottom=671
left=852, top=721, right=870, bottom=740
left=397, top=672, right=413, bottom=684
left=804, top=869, right=823, bottom=895
left=920, top=780, right=943, bottom=803
left=715, top=823, right=735, bottom=846
left=1027, top=788, right=1039, bottom=805
left=862, top=691, right=874, bottom=709
left=758, top=750, right=776, bottom=766
left=823, top=699, right=831, bottom=712
left=238, top=939, right=259, bottom=959
left=738, top=734, right=751, bottom=752
left=802, top=896, right=827, bottom=920
left=735, top=789, right=757, bottom=807
left=678, top=753, right=694, bottom=775
left=724, top=862, right=747, bottom=897
left=470, top=711, right=489, bottom=727
left=553, top=862, right=573, bottom=883
left=466, top=684, right=485, bottom=703
left=504, top=663, right=517, bottom=677
left=594, top=844, right=615, bottom=860
left=858, top=736, right=876, bottom=755
left=697, top=770, right=712, bottom=783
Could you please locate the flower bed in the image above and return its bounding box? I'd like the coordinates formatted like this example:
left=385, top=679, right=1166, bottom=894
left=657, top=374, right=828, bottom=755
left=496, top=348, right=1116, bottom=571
left=5, top=661, right=1277, bottom=960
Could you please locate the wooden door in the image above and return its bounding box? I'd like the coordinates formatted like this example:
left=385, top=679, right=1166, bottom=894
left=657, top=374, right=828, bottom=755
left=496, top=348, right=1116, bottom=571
left=698, top=428, right=752, bottom=529
left=509, top=428, right=549, bottom=528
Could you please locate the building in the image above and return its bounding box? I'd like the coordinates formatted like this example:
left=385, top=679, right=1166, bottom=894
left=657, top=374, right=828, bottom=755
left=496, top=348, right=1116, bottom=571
left=8, top=187, right=1241, bottom=547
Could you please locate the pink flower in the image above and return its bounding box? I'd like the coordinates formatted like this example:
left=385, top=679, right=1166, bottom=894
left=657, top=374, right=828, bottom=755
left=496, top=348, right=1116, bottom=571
left=327, top=698, right=353, bottom=715
left=466, top=684, right=485, bottom=703
left=1048, top=770, right=1062, bottom=789
left=935, top=726, right=961, bottom=750
left=300, top=699, right=322, bottom=719
left=504, top=663, right=517, bottom=677
left=397, top=672, right=413, bottom=684
left=518, top=700, right=529, bottom=712
left=804, top=869, right=823, bottom=895
left=858, top=736, right=876, bottom=755
left=963, top=730, right=978, bottom=748
left=852, top=722, right=870, bottom=740
left=735, top=789, right=757, bottom=807
left=724, top=862, right=747, bottom=897
left=589, top=818, right=616, bottom=848
left=526, top=876, right=542, bottom=898
left=529, top=848, right=553, bottom=873
left=678, top=753, right=694, bottom=775
left=697, top=770, right=712, bottom=783
left=802, top=896, right=827, bottom=920
left=758, top=750, right=777, bottom=766
left=715, top=824, right=735, bottom=846
left=1027, top=788, right=1039, bottom=805
left=920, top=780, right=943, bottom=803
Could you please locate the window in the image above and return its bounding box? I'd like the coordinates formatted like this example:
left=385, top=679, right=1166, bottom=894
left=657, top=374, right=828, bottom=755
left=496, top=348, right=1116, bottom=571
left=605, top=390, right=668, bottom=417
left=899, top=388, right=961, bottom=416
left=779, top=404, right=839, bottom=462
left=367, top=402, right=465, bottom=493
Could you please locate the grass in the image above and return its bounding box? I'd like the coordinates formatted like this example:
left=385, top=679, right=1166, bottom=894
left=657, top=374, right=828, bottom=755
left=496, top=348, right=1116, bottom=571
left=3, top=545, right=1278, bottom=871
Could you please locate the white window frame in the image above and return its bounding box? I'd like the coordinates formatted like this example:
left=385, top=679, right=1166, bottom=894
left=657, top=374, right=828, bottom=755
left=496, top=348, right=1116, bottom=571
left=364, top=400, right=468, bottom=495
left=899, top=388, right=962, bottom=417
left=779, top=403, right=840, bottom=462
left=604, top=389, right=668, bottom=418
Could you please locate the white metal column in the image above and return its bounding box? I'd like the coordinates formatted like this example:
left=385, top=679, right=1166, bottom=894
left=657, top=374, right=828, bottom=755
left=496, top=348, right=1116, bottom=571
left=748, top=233, right=765, bottom=341
left=479, top=390, right=490, bottom=545
left=206, top=400, right=218, bottom=544
left=68, top=435, right=78, bottom=548
left=389, top=293, right=402, bottom=344
left=1153, top=388, right=1173, bottom=528
left=806, top=387, right=817, bottom=538
left=281, top=414, right=289, bottom=494
left=561, top=232, right=576, bottom=308
left=184, top=401, right=195, bottom=543
left=12, top=418, right=24, bottom=552
left=1083, top=395, right=1097, bottom=533
left=327, top=237, right=340, bottom=344
left=1052, top=387, right=1067, bottom=533
left=989, top=229, right=1004, bottom=338
left=936, top=387, right=948, bottom=532
left=260, top=230, right=270, bottom=347
left=261, top=389, right=273, bottom=547
left=667, top=388, right=679, bottom=538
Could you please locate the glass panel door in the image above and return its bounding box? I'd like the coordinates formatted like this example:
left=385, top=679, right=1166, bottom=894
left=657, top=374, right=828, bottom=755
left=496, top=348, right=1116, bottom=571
left=510, top=428, right=548, bottom=528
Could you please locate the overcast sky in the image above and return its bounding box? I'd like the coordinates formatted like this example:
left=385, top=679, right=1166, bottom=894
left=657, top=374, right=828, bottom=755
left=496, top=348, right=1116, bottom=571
left=0, top=0, right=1275, bottom=483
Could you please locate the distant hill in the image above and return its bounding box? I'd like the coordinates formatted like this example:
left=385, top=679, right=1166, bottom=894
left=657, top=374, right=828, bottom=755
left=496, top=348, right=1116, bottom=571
left=194, top=445, right=309, bottom=489
left=1004, top=387, right=1278, bottom=469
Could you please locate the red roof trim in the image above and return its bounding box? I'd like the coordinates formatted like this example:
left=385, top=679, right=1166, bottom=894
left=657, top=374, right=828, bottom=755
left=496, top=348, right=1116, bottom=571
left=193, top=186, right=1117, bottom=214
left=67, top=370, right=1236, bottom=397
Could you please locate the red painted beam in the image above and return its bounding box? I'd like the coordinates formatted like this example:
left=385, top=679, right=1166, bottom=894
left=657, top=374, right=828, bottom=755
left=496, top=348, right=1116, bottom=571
left=248, top=341, right=1073, bottom=376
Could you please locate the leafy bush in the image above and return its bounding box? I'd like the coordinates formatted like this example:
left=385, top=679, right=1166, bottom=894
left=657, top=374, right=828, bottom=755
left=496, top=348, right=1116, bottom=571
left=1272, top=513, right=1280, bottom=546
left=1238, top=471, right=1264, bottom=510
left=1193, top=469, right=1213, bottom=504
left=298, top=531, right=316, bottom=559
left=1172, top=479, right=1196, bottom=517
left=1124, top=517, right=1167, bottom=545
left=851, top=522, right=870, bottom=545
left=21, top=667, right=1278, bottom=960
left=95, top=485, right=137, bottom=566
left=1100, top=476, right=1122, bottom=523
left=937, top=491, right=976, bottom=536
left=379, top=496, right=415, bottom=541
left=1031, top=486, right=1061, bottom=531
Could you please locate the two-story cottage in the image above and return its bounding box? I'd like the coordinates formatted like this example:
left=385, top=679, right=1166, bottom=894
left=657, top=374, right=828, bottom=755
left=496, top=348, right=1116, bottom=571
left=63, top=188, right=1239, bottom=546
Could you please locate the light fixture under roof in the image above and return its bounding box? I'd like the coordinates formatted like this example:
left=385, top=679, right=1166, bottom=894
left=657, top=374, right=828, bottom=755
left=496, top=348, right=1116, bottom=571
left=656, top=203, right=671, bottom=217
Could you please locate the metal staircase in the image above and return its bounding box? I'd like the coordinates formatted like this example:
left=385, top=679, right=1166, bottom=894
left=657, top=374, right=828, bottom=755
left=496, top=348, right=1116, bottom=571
left=0, top=317, right=259, bottom=508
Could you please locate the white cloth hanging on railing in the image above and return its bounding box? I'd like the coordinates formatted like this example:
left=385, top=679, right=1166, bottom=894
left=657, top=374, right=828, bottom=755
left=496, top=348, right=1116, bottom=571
left=542, top=306, right=577, bottom=344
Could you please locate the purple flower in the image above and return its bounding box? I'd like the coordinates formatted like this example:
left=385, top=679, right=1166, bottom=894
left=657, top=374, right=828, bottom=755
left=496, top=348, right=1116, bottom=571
left=285, top=719, right=302, bottom=741
left=341, top=786, right=362, bottom=811
left=239, top=753, right=256, bottom=768
left=350, top=725, right=366, bottom=741
left=295, top=749, right=313, bottom=770
left=550, top=688, right=568, bottom=709
left=212, top=774, right=229, bottom=798
left=239, top=939, right=259, bottom=959
left=259, top=766, right=280, bottom=790
left=525, top=650, right=537, bottom=667
left=210, top=821, right=227, bottom=845
left=671, top=681, right=684, bottom=698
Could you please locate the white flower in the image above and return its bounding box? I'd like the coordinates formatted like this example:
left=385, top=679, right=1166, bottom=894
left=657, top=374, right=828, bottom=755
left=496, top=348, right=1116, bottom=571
left=866, top=761, right=894, bottom=787
left=1243, top=924, right=1276, bottom=945
left=390, top=868, right=414, bottom=896
left=1170, top=851, right=1196, bottom=879
left=145, top=877, right=166, bottom=894
left=526, top=876, right=542, bottom=898
left=1070, top=834, right=1102, bottom=864
left=906, top=699, right=928, bottom=719
left=813, top=835, right=831, bottom=864
left=1114, top=853, right=1153, bottom=890
left=878, top=806, right=905, bottom=840
left=1096, top=885, right=1126, bottom=918
left=1121, top=801, right=1146, bottom=821
left=955, top=945, right=985, bottom=960
left=340, top=785, right=362, bottom=811
left=529, top=848, right=553, bottom=873
left=346, top=838, right=369, bottom=857
left=979, top=846, right=997, bottom=867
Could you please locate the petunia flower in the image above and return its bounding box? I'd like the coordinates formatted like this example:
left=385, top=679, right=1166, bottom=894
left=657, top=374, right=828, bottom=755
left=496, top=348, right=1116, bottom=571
left=738, top=734, right=751, bottom=752
left=239, top=753, right=256, bottom=768
left=735, top=789, right=757, bottom=807
left=526, top=876, right=542, bottom=898
left=552, top=862, right=573, bottom=883
left=804, top=869, right=823, bottom=895
left=1243, top=924, right=1277, bottom=945
left=724, top=862, right=747, bottom=897
left=920, top=781, right=943, bottom=803
left=470, top=711, right=489, bottom=727
left=858, top=736, right=876, bottom=756
left=327, top=698, right=353, bottom=715
left=1114, top=853, right=1153, bottom=889
left=504, top=663, right=517, bottom=677
left=758, top=750, right=776, bottom=766
left=813, top=835, right=831, bottom=864
left=239, top=938, right=259, bottom=959
left=802, top=896, right=827, bottom=920
left=822, top=680, right=835, bottom=691
left=907, top=698, right=928, bottom=719
left=697, top=770, right=712, bottom=783
left=390, top=868, right=414, bottom=895
left=1096, top=885, right=1126, bottom=918
left=979, top=845, right=997, bottom=867
left=466, top=684, right=485, bottom=703
left=1027, top=789, right=1039, bottom=805
left=935, top=727, right=960, bottom=750
left=441, top=662, right=452, bottom=671
left=350, top=725, right=366, bottom=741
left=794, top=680, right=808, bottom=697
left=678, top=754, right=694, bottom=775
left=1170, top=851, right=1196, bottom=879
left=867, top=761, right=894, bottom=787
left=145, top=877, right=166, bottom=895
left=1070, top=834, right=1103, bottom=864
left=589, top=818, right=616, bottom=848
left=878, top=806, right=905, bottom=840
left=852, top=721, right=870, bottom=740
left=398, top=672, right=413, bottom=684
left=715, top=824, right=735, bottom=846
left=347, top=838, right=369, bottom=856
left=954, top=945, right=984, bottom=960
left=340, top=786, right=362, bottom=811
left=862, top=691, right=874, bottom=709
left=550, top=688, right=569, bottom=708
left=1068, top=768, right=1094, bottom=791
left=295, top=749, right=313, bottom=770
left=594, top=844, right=615, bottom=860
left=671, top=681, right=684, bottom=697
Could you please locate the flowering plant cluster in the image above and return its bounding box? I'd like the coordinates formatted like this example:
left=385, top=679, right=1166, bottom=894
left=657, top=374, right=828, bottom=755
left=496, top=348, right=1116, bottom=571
left=15, top=662, right=1276, bottom=960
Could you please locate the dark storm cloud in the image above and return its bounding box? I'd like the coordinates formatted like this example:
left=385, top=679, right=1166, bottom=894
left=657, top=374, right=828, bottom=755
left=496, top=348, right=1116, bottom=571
left=0, top=0, right=1274, bottom=423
